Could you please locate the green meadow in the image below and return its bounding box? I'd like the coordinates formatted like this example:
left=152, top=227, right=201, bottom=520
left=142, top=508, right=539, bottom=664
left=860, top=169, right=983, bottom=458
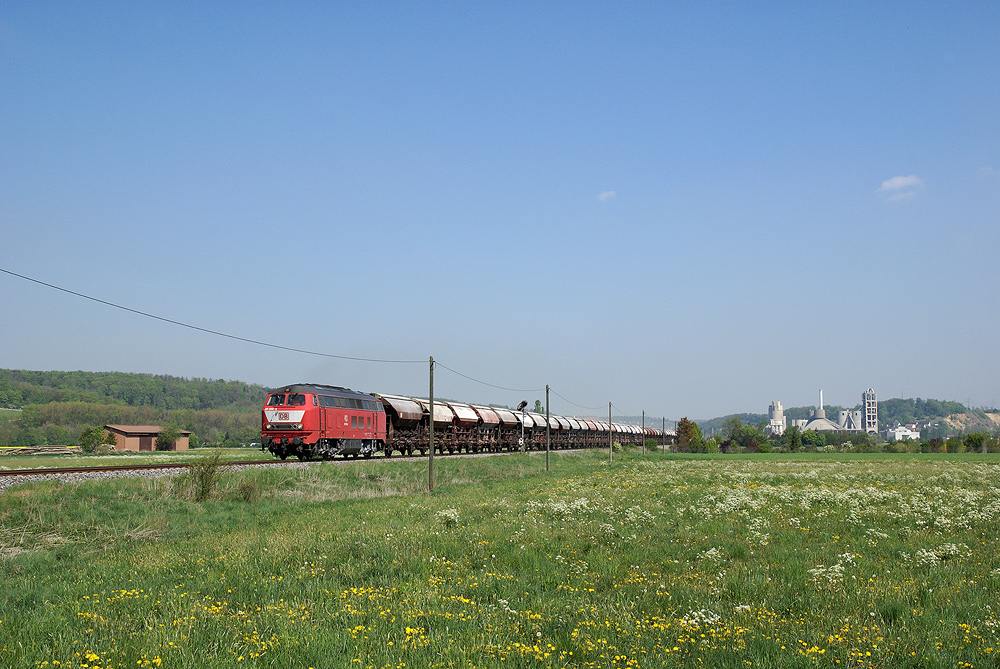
left=3, top=451, right=1000, bottom=668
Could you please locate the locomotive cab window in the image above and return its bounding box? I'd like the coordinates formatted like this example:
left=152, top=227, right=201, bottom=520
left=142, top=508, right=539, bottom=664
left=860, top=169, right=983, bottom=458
left=287, top=394, right=306, bottom=406
left=266, top=394, right=285, bottom=406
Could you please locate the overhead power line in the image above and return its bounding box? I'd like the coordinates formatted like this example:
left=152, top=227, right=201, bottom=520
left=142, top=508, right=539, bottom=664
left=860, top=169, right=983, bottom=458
left=0, top=267, right=424, bottom=364
left=2, top=267, right=667, bottom=414
left=435, top=360, right=544, bottom=394
left=550, top=388, right=606, bottom=412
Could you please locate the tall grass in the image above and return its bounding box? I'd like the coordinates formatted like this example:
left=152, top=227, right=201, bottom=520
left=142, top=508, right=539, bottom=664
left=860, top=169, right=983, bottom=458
left=0, top=447, right=273, bottom=471
left=2, top=452, right=1000, bottom=667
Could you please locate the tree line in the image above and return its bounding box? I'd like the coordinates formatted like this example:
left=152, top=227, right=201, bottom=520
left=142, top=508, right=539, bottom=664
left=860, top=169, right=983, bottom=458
left=0, top=369, right=267, bottom=411
left=0, top=401, right=259, bottom=449
left=673, top=416, right=999, bottom=454
left=0, top=370, right=269, bottom=449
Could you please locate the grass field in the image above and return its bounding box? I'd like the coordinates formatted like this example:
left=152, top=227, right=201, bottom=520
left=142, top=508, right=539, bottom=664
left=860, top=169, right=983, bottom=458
left=2, top=450, right=1000, bottom=668
left=0, top=447, right=272, bottom=470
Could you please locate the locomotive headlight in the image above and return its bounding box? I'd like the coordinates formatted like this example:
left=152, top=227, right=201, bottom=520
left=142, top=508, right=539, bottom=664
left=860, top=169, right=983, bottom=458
left=266, top=423, right=273, bottom=430
left=294, top=423, right=303, bottom=430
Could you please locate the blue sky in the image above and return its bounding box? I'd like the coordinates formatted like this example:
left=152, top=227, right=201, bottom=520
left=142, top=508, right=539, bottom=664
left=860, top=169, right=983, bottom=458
left=2, top=2, right=998, bottom=419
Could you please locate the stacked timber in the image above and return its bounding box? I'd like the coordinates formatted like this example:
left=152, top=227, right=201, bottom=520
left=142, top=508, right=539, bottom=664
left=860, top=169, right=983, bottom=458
left=0, top=445, right=81, bottom=456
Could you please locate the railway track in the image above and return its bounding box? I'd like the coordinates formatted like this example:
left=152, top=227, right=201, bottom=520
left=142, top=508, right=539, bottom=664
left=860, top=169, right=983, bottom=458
left=0, top=459, right=287, bottom=478
left=0, top=449, right=525, bottom=489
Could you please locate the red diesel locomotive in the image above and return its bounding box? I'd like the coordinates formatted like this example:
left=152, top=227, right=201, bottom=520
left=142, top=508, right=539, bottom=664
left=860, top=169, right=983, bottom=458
left=260, top=382, right=670, bottom=461
left=261, top=384, right=387, bottom=460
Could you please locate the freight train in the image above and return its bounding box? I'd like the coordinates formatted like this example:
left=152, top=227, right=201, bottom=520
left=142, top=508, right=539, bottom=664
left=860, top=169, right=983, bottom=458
left=260, top=383, right=668, bottom=460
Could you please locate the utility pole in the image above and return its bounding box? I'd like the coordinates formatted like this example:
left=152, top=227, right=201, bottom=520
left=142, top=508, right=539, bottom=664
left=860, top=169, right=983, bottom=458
left=662, top=416, right=665, bottom=450
left=428, top=356, right=434, bottom=492
left=545, top=384, right=550, bottom=472
left=609, top=402, right=613, bottom=463
left=516, top=400, right=527, bottom=452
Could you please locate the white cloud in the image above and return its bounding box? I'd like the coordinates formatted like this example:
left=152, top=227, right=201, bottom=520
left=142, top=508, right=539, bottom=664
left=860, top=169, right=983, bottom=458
left=886, top=190, right=918, bottom=202
left=597, top=190, right=617, bottom=202
left=878, top=175, right=925, bottom=192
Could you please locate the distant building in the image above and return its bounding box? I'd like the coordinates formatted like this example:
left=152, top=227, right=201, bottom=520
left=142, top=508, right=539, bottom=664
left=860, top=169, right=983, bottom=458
left=800, top=390, right=849, bottom=432
left=773, top=388, right=877, bottom=434
left=886, top=425, right=920, bottom=442
left=766, top=401, right=786, bottom=436
left=837, top=410, right=865, bottom=431
left=862, top=388, right=878, bottom=434
left=105, top=425, right=190, bottom=452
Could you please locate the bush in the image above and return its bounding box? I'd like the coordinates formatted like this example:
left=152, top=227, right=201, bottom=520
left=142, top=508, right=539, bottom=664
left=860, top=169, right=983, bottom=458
left=881, top=441, right=902, bottom=454
left=923, top=438, right=945, bottom=453
left=78, top=425, right=115, bottom=453
left=156, top=424, right=183, bottom=451
left=855, top=440, right=875, bottom=453
left=231, top=478, right=261, bottom=503
left=964, top=432, right=988, bottom=454
left=173, top=453, right=222, bottom=502
left=801, top=430, right=826, bottom=447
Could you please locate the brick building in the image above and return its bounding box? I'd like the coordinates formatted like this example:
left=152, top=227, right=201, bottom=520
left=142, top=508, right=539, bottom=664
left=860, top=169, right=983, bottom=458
left=105, top=425, right=191, bottom=452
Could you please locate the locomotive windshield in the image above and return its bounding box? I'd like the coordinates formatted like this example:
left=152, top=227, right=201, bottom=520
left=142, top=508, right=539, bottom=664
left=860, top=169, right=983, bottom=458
left=266, top=393, right=307, bottom=406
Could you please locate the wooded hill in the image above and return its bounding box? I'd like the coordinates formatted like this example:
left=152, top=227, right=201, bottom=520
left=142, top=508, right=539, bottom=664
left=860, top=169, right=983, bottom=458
left=0, top=369, right=265, bottom=411
left=0, top=369, right=268, bottom=449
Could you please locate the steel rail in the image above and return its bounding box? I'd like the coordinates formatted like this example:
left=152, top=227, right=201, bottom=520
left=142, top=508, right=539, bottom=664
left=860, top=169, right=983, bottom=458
left=0, top=460, right=283, bottom=478
left=0, top=451, right=480, bottom=478
left=0, top=446, right=571, bottom=480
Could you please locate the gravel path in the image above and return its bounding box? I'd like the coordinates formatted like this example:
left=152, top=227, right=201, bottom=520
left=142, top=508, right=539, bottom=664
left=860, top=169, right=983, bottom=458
left=0, top=460, right=318, bottom=494
left=0, top=449, right=533, bottom=495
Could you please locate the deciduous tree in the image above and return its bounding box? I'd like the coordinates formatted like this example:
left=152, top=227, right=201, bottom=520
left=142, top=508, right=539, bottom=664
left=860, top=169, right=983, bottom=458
left=156, top=424, right=183, bottom=451
left=676, top=417, right=705, bottom=452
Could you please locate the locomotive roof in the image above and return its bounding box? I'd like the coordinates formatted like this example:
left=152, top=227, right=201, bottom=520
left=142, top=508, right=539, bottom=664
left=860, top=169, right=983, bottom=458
left=269, top=383, right=373, bottom=399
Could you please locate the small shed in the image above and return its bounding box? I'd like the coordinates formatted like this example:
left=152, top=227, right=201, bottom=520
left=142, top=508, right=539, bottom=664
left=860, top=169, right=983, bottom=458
left=105, top=425, right=191, bottom=452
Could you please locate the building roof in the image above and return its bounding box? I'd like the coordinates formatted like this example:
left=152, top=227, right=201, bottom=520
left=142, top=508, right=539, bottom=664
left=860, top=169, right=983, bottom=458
left=801, top=416, right=847, bottom=432
left=105, top=425, right=192, bottom=436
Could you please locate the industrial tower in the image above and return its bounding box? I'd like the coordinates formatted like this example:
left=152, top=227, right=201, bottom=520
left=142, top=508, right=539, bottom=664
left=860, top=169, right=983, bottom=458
left=862, top=388, right=878, bottom=434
